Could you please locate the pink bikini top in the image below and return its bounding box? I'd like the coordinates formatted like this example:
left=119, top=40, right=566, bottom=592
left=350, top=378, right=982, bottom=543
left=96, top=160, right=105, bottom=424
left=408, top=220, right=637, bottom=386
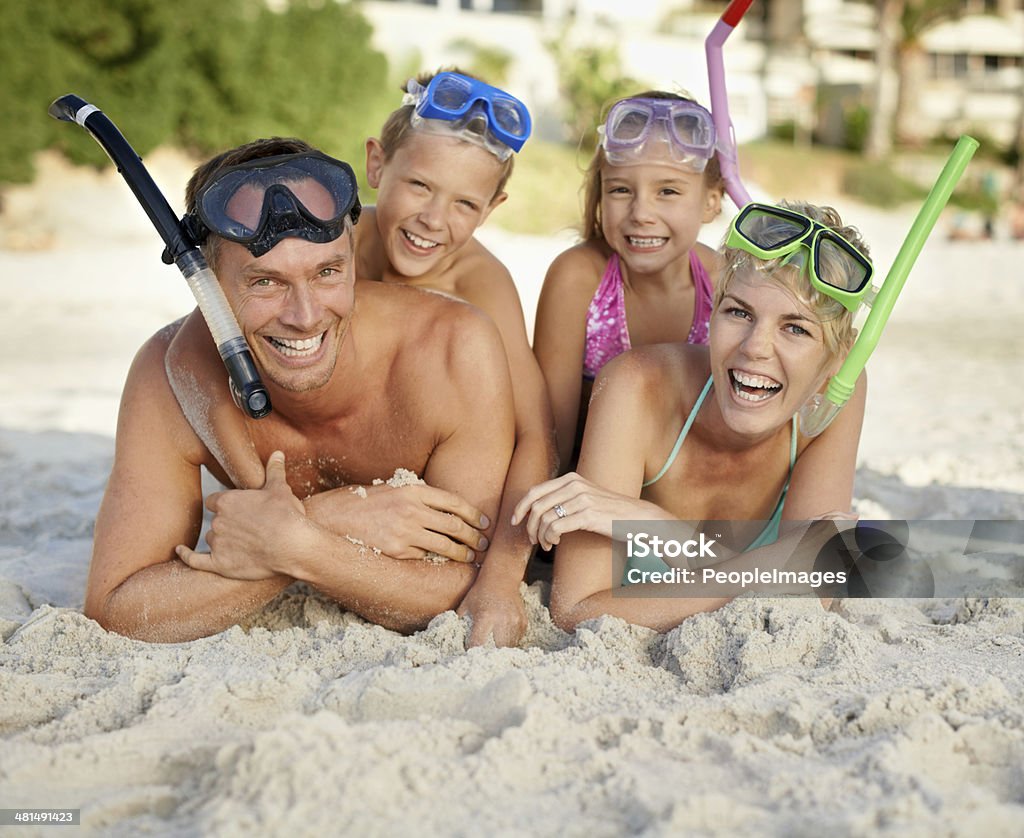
left=583, top=250, right=713, bottom=379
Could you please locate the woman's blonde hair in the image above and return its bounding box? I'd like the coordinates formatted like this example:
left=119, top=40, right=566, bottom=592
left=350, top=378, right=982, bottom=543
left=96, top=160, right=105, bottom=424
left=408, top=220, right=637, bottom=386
left=581, top=90, right=724, bottom=243
left=714, top=200, right=871, bottom=363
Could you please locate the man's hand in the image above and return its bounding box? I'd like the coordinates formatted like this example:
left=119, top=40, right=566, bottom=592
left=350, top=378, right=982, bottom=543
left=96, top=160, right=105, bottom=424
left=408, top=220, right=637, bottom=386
left=457, top=582, right=527, bottom=648
left=304, top=483, right=490, bottom=563
left=176, top=450, right=315, bottom=580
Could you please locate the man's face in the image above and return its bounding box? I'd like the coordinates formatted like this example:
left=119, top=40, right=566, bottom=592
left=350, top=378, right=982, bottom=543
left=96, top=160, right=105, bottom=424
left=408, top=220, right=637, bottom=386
left=214, top=228, right=356, bottom=395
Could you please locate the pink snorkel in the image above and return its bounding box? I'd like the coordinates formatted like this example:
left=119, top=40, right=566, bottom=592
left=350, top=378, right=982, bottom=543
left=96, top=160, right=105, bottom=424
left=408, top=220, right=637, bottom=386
left=705, top=0, right=755, bottom=208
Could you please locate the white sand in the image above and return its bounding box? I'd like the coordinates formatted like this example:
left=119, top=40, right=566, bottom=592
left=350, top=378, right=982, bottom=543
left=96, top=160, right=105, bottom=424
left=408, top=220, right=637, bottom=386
left=1, top=154, right=1023, bottom=834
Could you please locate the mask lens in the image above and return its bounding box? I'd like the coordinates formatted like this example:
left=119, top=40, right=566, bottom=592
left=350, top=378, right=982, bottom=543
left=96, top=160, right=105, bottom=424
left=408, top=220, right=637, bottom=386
left=219, top=182, right=267, bottom=234
left=491, top=95, right=527, bottom=137
left=431, top=73, right=474, bottom=113
left=670, top=109, right=712, bottom=149
left=817, top=236, right=871, bottom=292
left=608, top=105, right=652, bottom=143
left=740, top=207, right=809, bottom=250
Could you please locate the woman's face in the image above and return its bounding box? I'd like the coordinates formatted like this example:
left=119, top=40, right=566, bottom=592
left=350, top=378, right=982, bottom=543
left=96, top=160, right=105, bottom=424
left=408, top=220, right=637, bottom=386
left=709, top=269, right=836, bottom=437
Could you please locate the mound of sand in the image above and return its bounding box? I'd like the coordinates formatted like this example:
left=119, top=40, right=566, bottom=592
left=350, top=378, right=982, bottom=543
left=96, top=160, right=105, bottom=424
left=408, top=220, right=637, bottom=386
left=1, top=154, right=1022, bottom=833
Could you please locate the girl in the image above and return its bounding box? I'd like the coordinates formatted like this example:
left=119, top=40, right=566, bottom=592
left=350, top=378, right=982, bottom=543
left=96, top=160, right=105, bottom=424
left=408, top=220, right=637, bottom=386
left=515, top=201, right=871, bottom=632
left=534, top=92, right=725, bottom=471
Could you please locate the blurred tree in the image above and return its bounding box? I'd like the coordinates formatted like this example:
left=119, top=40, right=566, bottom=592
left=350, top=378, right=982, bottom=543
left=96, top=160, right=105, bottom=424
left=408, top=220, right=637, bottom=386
left=0, top=0, right=83, bottom=181
left=544, top=29, right=640, bottom=148
left=445, top=38, right=514, bottom=85
left=1015, top=52, right=1024, bottom=189
left=0, top=0, right=391, bottom=184
left=865, top=0, right=901, bottom=160
left=892, top=0, right=966, bottom=147
left=231, top=0, right=391, bottom=169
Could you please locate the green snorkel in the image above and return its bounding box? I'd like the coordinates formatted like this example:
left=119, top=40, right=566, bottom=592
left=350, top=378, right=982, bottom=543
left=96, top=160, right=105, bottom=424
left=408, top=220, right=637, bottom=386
left=799, top=135, right=980, bottom=436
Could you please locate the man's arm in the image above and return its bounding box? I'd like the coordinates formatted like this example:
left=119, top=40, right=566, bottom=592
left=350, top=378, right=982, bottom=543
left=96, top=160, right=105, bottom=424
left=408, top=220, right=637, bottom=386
left=177, top=450, right=483, bottom=633
left=176, top=304, right=514, bottom=634
left=85, top=329, right=291, bottom=642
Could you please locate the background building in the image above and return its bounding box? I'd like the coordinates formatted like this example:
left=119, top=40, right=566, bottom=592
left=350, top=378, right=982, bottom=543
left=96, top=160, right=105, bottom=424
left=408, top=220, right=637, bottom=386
left=361, top=0, right=1024, bottom=152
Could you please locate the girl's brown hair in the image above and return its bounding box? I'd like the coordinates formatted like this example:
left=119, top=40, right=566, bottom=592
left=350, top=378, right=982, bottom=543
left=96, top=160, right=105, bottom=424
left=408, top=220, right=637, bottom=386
left=581, top=91, right=723, bottom=242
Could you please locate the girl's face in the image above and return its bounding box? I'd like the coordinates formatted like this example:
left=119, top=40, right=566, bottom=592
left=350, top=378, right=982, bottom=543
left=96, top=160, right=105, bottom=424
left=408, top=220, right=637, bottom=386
left=599, top=160, right=720, bottom=276
left=365, top=133, right=506, bottom=279
left=709, top=269, right=836, bottom=437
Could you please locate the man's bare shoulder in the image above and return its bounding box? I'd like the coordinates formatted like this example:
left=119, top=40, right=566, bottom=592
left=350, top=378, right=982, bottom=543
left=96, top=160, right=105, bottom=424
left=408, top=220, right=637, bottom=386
left=120, top=317, right=209, bottom=464
left=358, top=278, right=488, bottom=328
left=358, top=280, right=505, bottom=371
left=131, top=316, right=188, bottom=379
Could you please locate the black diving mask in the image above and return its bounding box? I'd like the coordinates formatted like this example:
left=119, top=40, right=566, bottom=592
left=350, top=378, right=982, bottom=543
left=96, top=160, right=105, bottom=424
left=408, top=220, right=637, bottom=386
left=182, top=151, right=361, bottom=258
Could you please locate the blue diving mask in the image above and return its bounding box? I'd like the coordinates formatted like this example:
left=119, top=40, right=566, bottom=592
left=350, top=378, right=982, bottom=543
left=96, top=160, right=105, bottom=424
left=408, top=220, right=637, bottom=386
left=402, top=72, right=532, bottom=161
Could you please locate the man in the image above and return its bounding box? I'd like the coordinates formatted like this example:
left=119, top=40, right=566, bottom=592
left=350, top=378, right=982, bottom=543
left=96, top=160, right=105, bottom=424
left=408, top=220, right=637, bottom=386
left=85, top=137, right=515, bottom=643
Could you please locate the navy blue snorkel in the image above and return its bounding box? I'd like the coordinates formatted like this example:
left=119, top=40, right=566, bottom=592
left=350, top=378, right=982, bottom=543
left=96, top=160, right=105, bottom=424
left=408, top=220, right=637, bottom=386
left=48, top=94, right=272, bottom=419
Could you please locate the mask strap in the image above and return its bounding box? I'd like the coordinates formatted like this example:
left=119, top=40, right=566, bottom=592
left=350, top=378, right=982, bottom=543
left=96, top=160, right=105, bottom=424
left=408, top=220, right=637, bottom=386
left=402, top=79, right=424, bottom=107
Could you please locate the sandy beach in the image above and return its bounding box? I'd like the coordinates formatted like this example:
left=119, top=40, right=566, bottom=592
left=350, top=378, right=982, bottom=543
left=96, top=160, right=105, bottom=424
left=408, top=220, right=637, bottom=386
left=1, top=152, right=1023, bottom=834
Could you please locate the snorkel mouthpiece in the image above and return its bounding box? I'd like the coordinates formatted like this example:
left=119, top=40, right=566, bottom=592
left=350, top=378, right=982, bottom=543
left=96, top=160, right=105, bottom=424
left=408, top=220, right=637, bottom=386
left=799, top=135, right=979, bottom=437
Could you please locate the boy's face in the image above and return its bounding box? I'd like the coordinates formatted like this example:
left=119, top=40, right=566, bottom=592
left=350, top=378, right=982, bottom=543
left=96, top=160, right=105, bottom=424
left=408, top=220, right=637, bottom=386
left=365, top=133, right=507, bottom=278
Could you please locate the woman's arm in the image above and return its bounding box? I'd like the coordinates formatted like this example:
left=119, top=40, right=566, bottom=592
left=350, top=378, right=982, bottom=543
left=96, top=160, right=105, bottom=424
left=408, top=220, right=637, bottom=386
left=782, top=371, right=867, bottom=521
left=539, top=350, right=721, bottom=631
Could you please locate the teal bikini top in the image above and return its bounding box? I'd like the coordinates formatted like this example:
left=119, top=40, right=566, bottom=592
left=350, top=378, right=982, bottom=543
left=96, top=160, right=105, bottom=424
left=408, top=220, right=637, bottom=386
left=641, top=375, right=797, bottom=551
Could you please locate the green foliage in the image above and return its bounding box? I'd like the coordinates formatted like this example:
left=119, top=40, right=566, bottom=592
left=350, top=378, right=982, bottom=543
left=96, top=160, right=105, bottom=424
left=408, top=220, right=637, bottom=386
left=841, top=160, right=928, bottom=208
left=0, top=0, right=392, bottom=185
left=768, top=120, right=797, bottom=143
left=445, top=38, right=514, bottom=86
left=899, top=0, right=966, bottom=45
left=544, top=31, right=641, bottom=148
left=843, top=104, right=870, bottom=153
left=0, top=0, right=78, bottom=181
left=496, top=139, right=584, bottom=236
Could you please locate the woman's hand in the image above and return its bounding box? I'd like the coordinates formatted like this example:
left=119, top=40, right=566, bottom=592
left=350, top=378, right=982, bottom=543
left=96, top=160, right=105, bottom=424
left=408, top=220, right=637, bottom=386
left=511, top=472, right=671, bottom=551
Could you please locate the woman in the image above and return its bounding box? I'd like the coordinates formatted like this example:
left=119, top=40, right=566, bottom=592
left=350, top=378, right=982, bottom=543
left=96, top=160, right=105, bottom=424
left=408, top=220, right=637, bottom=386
left=514, top=201, right=871, bottom=632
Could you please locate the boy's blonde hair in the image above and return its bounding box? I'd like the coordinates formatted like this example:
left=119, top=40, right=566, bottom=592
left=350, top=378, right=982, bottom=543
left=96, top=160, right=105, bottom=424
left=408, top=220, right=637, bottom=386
left=581, top=90, right=724, bottom=243
left=376, top=66, right=515, bottom=200
left=715, top=200, right=871, bottom=363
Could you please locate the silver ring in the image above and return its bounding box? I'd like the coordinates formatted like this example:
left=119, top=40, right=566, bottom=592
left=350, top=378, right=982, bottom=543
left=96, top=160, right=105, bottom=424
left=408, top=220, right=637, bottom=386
left=554, top=503, right=568, bottom=519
